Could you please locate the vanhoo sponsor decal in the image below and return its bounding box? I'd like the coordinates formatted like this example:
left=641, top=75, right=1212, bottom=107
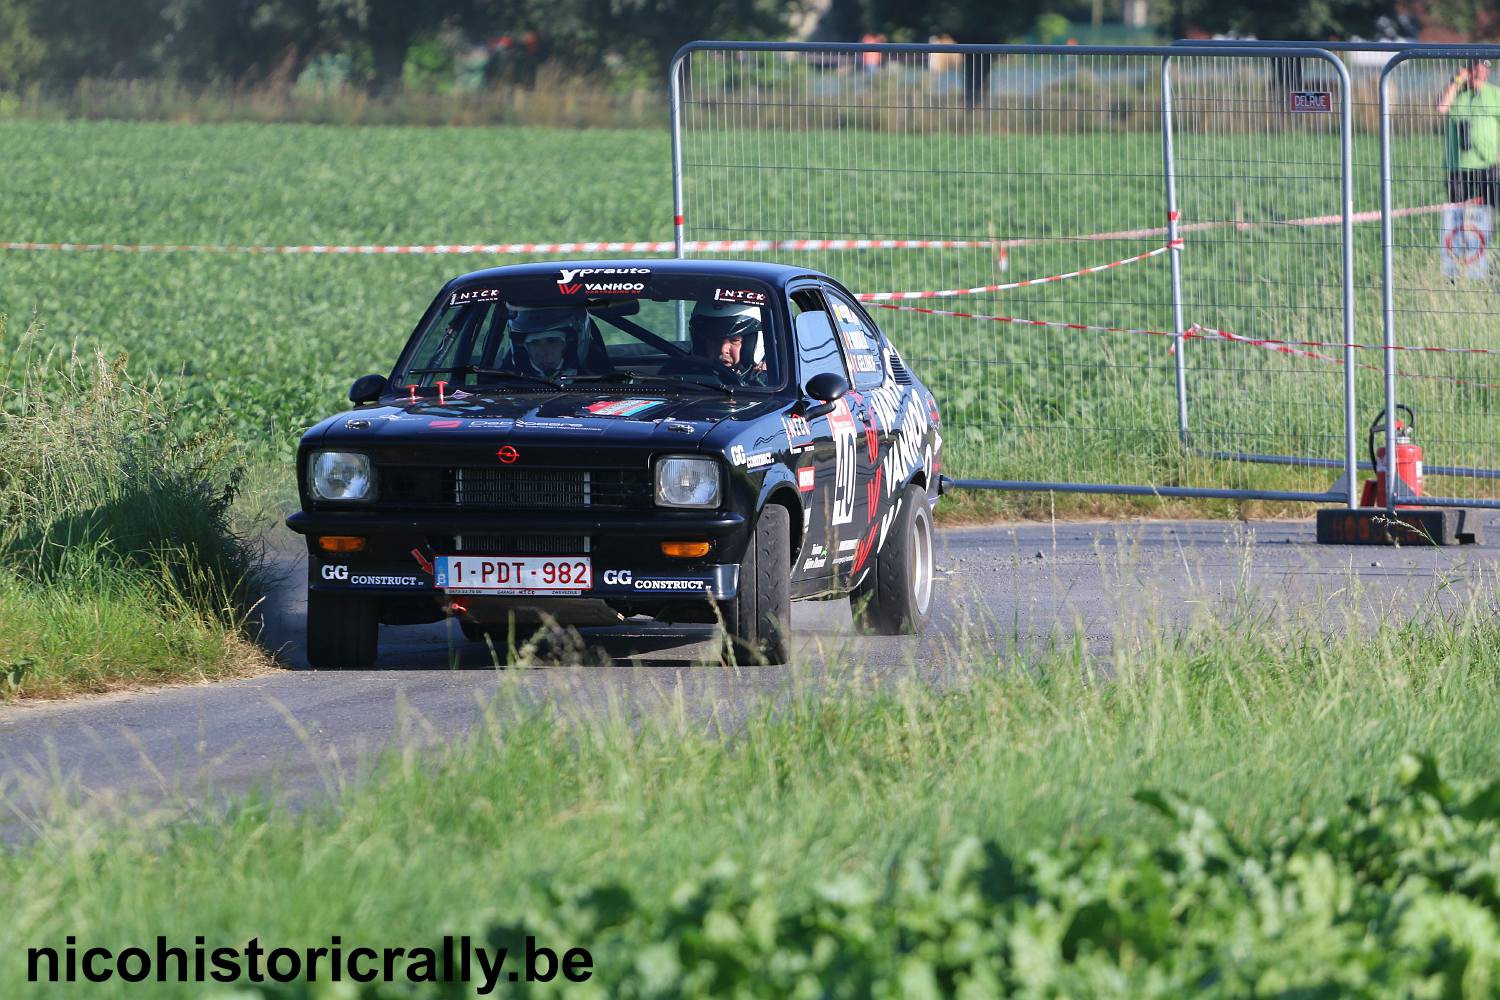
left=556, top=266, right=651, bottom=296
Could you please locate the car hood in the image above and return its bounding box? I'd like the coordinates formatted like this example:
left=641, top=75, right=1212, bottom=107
left=316, top=391, right=766, bottom=449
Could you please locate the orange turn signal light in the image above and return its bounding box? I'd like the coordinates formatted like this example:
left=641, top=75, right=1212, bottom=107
left=661, top=540, right=710, bottom=559
left=317, top=535, right=366, bottom=554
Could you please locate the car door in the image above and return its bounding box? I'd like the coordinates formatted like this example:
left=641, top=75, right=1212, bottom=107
left=820, top=284, right=893, bottom=582
left=788, top=285, right=866, bottom=586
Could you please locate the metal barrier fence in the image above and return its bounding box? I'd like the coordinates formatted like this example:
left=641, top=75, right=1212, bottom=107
left=1185, top=40, right=1500, bottom=512
left=670, top=42, right=1361, bottom=503
left=1379, top=46, right=1500, bottom=511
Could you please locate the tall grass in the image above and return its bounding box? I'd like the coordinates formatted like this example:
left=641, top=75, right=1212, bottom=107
left=0, top=319, right=267, bottom=698
left=4, top=587, right=1500, bottom=993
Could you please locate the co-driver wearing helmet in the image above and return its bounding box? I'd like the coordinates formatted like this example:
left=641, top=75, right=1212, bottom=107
left=686, top=300, right=769, bottom=385
left=505, top=305, right=593, bottom=379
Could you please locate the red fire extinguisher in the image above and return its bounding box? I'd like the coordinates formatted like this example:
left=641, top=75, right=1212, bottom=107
left=1359, top=405, right=1423, bottom=508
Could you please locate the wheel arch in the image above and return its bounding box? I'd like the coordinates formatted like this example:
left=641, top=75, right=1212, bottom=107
left=756, top=472, right=805, bottom=569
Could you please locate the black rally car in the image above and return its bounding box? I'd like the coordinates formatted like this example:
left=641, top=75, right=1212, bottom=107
left=287, top=259, right=945, bottom=668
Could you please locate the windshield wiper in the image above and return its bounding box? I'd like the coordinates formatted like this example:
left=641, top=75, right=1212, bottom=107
left=408, top=366, right=564, bottom=391
left=567, top=370, right=736, bottom=397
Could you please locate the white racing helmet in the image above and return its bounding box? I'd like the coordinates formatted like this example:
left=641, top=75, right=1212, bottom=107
left=509, top=305, right=588, bottom=342
left=689, top=300, right=764, bottom=367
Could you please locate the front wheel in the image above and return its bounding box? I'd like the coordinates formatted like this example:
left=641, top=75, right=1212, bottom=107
left=305, top=591, right=379, bottom=670
left=852, top=483, right=936, bottom=635
left=721, top=504, right=791, bottom=664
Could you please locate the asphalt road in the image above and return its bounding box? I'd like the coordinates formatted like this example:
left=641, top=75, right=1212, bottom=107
left=3, top=516, right=1499, bottom=834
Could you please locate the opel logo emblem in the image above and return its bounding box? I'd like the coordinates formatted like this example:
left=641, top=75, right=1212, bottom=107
left=496, top=445, right=519, bottom=464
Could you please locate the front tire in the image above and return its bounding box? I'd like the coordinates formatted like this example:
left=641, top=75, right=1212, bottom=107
left=305, top=591, right=379, bottom=670
left=852, top=483, right=935, bottom=635
left=721, top=504, right=791, bottom=664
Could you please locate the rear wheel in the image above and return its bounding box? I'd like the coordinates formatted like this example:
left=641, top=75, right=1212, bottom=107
left=305, top=592, right=379, bottom=670
left=852, top=483, right=935, bottom=635
left=721, top=504, right=791, bottom=664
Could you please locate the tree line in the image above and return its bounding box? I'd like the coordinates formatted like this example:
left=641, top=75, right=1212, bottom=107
left=0, top=0, right=1429, bottom=93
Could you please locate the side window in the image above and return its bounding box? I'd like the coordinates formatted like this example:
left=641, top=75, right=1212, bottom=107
left=467, top=305, right=510, bottom=369
left=413, top=304, right=489, bottom=382
left=822, top=287, right=884, bottom=390
left=790, top=288, right=851, bottom=387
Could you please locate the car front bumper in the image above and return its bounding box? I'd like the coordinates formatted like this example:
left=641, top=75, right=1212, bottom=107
left=288, top=508, right=746, bottom=602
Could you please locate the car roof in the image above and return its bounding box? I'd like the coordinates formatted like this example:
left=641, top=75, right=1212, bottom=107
left=444, top=258, right=831, bottom=289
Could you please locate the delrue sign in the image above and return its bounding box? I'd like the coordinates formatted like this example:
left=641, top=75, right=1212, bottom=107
left=1288, top=91, right=1332, bottom=113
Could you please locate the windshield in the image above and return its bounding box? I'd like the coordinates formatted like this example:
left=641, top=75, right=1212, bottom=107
left=392, top=272, right=784, bottom=394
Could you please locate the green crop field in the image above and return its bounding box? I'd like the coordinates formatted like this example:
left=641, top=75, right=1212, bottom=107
left=1, top=117, right=1496, bottom=516
left=0, top=121, right=671, bottom=460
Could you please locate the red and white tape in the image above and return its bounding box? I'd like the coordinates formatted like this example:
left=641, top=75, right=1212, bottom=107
left=0, top=239, right=685, bottom=256
left=872, top=303, right=1500, bottom=390
left=855, top=241, right=1180, bottom=302
left=0, top=236, right=1004, bottom=256
left=995, top=202, right=1448, bottom=248
left=870, top=302, right=1180, bottom=339
left=0, top=203, right=1447, bottom=259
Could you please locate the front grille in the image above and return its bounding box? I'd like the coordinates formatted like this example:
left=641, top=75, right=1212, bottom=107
left=457, top=468, right=586, bottom=508
left=381, top=466, right=652, bottom=510
left=445, top=534, right=591, bottom=555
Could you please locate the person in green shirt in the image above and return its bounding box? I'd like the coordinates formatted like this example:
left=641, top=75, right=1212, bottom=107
left=1438, top=58, right=1500, bottom=206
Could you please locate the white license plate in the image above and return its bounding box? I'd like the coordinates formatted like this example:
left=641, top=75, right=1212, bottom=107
left=434, top=556, right=592, bottom=595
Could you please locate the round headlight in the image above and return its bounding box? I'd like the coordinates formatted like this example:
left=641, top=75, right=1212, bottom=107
left=655, top=456, right=720, bottom=508
left=310, top=451, right=373, bottom=501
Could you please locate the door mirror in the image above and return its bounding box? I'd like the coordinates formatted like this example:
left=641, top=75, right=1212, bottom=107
left=805, top=371, right=849, bottom=403
left=802, top=371, right=849, bottom=419
left=349, top=373, right=388, bottom=404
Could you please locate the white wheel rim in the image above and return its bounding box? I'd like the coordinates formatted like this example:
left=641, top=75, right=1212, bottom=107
left=910, top=500, right=933, bottom=617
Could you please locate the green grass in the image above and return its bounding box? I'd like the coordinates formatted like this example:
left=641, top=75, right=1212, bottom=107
left=0, top=322, right=268, bottom=698
left=6, top=592, right=1500, bottom=993
left=0, top=117, right=1491, bottom=525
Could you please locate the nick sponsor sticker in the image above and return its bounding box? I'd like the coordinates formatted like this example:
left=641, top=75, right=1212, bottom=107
left=713, top=287, right=767, bottom=305
left=449, top=287, right=502, bottom=306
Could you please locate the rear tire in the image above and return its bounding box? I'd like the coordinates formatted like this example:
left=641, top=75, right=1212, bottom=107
left=305, top=591, right=379, bottom=670
left=721, top=504, right=791, bottom=664
left=852, top=483, right=935, bottom=635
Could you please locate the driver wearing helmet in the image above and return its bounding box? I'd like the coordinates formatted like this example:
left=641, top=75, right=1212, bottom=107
left=687, top=300, right=769, bottom=384
left=505, top=305, right=595, bottom=379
